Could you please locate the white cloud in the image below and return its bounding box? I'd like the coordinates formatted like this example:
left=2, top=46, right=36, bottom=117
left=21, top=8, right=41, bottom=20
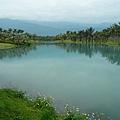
left=0, top=0, right=120, bottom=23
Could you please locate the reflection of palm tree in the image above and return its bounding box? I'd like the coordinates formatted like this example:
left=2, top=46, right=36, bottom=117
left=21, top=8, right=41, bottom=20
left=55, top=43, right=120, bottom=65
left=0, top=45, right=36, bottom=59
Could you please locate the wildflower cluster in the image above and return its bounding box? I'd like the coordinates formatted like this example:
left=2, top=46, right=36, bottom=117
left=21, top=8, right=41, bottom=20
left=64, top=104, right=89, bottom=120
left=30, top=94, right=53, bottom=110
left=85, top=112, right=112, bottom=120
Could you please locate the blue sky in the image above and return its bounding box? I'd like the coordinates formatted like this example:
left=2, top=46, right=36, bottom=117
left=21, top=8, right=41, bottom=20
left=0, top=0, right=120, bottom=23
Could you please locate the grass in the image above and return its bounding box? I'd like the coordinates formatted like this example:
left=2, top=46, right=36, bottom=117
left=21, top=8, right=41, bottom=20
left=27, top=40, right=39, bottom=46
left=54, top=39, right=95, bottom=44
left=54, top=39, right=120, bottom=46
left=0, top=40, right=39, bottom=49
left=54, top=40, right=73, bottom=43
left=0, top=88, right=59, bottom=120
left=0, top=87, right=89, bottom=120
left=0, top=43, right=16, bottom=49
left=104, top=41, right=120, bottom=46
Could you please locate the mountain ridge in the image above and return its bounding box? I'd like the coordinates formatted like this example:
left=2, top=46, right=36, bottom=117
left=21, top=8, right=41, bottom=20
left=0, top=18, right=64, bottom=36
left=0, top=18, right=112, bottom=36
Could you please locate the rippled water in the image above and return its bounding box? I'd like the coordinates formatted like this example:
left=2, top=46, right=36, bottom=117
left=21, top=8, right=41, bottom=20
left=0, top=43, right=120, bottom=120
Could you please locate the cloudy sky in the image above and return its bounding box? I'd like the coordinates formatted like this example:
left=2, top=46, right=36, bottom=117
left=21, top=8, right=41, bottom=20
left=0, top=0, right=120, bottom=23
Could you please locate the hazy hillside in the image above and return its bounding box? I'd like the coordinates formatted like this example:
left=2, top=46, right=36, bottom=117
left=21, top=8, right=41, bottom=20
left=21, top=20, right=112, bottom=31
left=0, top=19, right=64, bottom=36
left=0, top=18, right=112, bottom=36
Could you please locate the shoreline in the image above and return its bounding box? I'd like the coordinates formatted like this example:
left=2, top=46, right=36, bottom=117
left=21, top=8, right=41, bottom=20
left=0, top=40, right=120, bottom=50
left=54, top=40, right=120, bottom=46
left=0, top=40, right=39, bottom=49
left=0, top=43, right=16, bottom=49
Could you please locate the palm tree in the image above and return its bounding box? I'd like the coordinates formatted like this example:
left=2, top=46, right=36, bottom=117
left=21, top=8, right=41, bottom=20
left=2, top=30, right=7, bottom=40
left=84, top=29, right=89, bottom=43
left=93, top=31, right=100, bottom=43
left=108, top=23, right=119, bottom=42
left=0, top=28, right=3, bottom=40
left=77, top=30, right=84, bottom=42
left=16, top=29, right=24, bottom=44
left=70, top=31, right=77, bottom=42
left=17, top=29, right=24, bottom=34
left=62, top=34, right=67, bottom=40
left=66, top=31, right=70, bottom=39
left=102, top=29, right=110, bottom=42
left=87, top=27, right=95, bottom=43
left=0, top=28, right=3, bottom=33
left=13, top=29, right=17, bottom=35
left=8, top=28, right=13, bottom=34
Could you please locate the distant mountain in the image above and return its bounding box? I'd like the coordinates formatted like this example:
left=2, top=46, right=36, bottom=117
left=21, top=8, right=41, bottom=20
left=0, top=18, right=64, bottom=36
left=22, top=20, right=112, bottom=31
left=0, top=18, right=112, bottom=36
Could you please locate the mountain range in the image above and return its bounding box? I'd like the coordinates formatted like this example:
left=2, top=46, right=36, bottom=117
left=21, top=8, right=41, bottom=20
left=0, top=18, right=112, bottom=36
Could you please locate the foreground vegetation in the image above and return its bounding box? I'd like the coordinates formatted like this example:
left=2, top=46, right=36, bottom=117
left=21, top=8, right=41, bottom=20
left=0, top=88, right=89, bottom=120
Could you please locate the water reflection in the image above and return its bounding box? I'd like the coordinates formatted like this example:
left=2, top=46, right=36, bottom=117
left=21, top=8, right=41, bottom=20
left=53, top=43, right=120, bottom=65
left=0, top=46, right=37, bottom=59
left=0, top=43, right=120, bottom=65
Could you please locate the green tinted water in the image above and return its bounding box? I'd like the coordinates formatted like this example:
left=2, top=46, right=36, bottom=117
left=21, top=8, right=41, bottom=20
left=0, top=43, right=120, bottom=120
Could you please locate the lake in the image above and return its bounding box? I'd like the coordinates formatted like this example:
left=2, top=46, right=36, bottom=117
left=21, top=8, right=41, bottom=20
left=0, top=43, right=120, bottom=120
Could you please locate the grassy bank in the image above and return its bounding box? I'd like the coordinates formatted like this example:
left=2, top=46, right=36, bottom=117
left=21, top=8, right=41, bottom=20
left=0, top=88, right=88, bottom=120
left=0, top=40, right=39, bottom=49
left=0, top=43, right=16, bottom=49
left=54, top=40, right=120, bottom=46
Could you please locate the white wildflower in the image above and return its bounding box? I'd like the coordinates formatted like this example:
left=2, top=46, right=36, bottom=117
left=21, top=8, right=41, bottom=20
left=92, top=113, right=95, bottom=115
left=76, top=108, right=79, bottom=112
left=65, top=104, right=68, bottom=108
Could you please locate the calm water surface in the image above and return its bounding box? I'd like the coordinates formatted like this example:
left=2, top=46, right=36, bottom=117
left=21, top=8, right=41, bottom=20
left=0, top=43, right=120, bottom=120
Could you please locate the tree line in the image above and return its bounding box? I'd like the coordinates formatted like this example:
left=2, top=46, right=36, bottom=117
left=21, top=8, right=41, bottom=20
left=1, top=22, right=120, bottom=45
left=54, top=22, right=120, bottom=44
left=0, top=28, right=43, bottom=45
